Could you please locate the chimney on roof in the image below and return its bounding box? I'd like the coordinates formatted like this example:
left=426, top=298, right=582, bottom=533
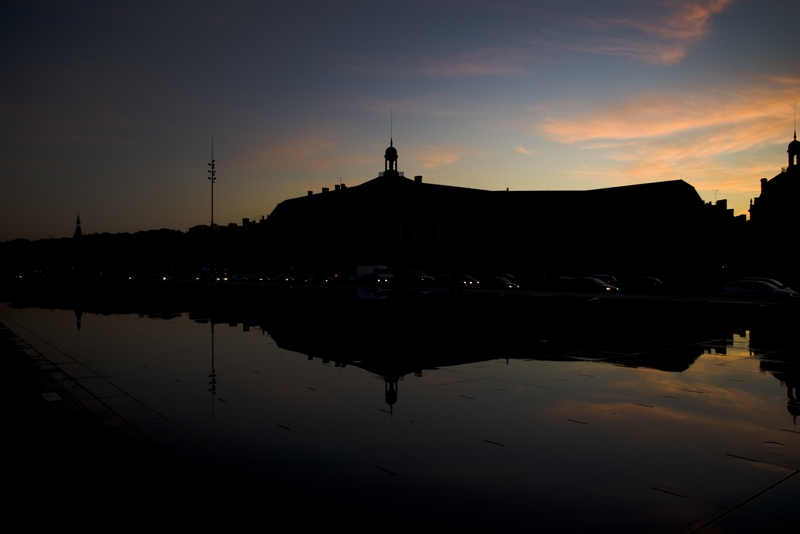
left=335, top=184, right=340, bottom=191
left=308, top=191, right=313, bottom=196
left=414, top=175, right=422, bottom=184
left=322, top=187, right=329, bottom=194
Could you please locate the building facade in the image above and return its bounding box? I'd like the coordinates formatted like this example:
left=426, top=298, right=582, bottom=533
left=267, top=141, right=715, bottom=275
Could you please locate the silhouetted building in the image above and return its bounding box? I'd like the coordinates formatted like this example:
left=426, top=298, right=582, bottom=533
left=750, top=132, right=800, bottom=227
left=268, top=140, right=712, bottom=274
left=747, top=132, right=800, bottom=273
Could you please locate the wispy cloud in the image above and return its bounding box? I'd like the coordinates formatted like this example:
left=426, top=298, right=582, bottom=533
left=540, top=88, right=791, bottom=145
left=333, top=0, right=733, bottom=80
left=545, top=0, right=734, bottom=64
left=242, top=132, right=372, bottom=172
left=411, top=145, right=468, bottom=168
left=515, top=146, right=531, bottom=155
left=340, top=46, right=535, bottom=78
left=611, top=0, right=733, bottom=41
left=537, top=76, right=799, bottom=196
left=540, top=79, right=797, bottom=148
left=551, top=38, right=690, bottom=65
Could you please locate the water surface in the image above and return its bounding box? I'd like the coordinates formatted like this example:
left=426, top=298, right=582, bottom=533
left=3, top=294, right=798, bottom=531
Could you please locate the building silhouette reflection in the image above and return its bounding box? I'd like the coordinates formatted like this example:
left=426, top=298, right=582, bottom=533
left=14, top=288, right=800, bottom=423
left=751, top=324, right=800, bottom=425
left=258, top=291, right=720, bottom=408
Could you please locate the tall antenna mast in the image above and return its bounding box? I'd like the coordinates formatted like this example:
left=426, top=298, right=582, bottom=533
left=390, top=110, right=393, bottom=145
left=208, top=137, right=216, bottom=226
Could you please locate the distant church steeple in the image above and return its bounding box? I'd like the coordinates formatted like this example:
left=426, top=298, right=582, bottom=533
left=73, top=214, right=83, bottom=239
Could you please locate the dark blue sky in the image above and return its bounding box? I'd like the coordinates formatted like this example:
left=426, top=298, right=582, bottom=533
left=2, top=0, right=798, bottom=240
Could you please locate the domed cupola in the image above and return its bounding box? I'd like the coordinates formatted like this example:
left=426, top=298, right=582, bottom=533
left=384, top=139, right=398, bottom=174
left=788, top=131, right=800, bottom=169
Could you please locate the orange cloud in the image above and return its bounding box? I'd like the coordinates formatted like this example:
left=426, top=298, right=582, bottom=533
left=562, top=0, right=735, bottom=64
left=536, top=76, right=799, bottom=207
left=540, top=81, right=798, bottom=152
left=603, top=0, right=733, bottom=41
left=242, top=134, right=371, bottom=172
left=418, top=47, right=533, bottom=77
left=340, top=46, right=533, bottom=78
left=334, top=0, right=733, bottom=84
left=540, top=84, right=794, bottom=145
left=515, top=146, right=531, bottom=155
left=411, top=145, right=468, bottom=169
left=550, top=35, right=692, bottom=65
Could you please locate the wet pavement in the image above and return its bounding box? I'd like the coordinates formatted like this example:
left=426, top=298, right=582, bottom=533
left=2, top=292, right=798, bottom=531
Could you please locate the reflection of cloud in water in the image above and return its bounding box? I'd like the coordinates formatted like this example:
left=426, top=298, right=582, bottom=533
left=548, top=393, right=777, bottom=431
left=554, top=361, right=788, bottom=428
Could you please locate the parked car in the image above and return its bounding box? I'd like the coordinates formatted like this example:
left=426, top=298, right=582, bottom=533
left=356, top=265, right=393, bottom=283
left=742, top=277, right=794, bottom=291
left=301, top=273, right=333, bottom=284
left=393, top=270, right=434, bottom=286
left=588, top=274, right=618, bottom=286
left=331, top=272, right=355, bottom=284
left=620, top=277, right=663, bottom=294
left=435, top=273, right=480, bottom=289
left=408, top=270, right=435, bottom=283
left=568, top=277, right=620, bottom=293
left=723, top=280, right=799, bottom=300
left=457, top=274, right=480, bottom=288
left=483, top=276, right=520, bottom=290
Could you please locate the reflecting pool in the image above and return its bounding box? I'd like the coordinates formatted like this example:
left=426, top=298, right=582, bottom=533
left=2, top=291, right=799, bottom=531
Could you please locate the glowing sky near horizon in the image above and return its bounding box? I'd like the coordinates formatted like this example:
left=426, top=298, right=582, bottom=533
left=1, top=0, right=798, bottom=241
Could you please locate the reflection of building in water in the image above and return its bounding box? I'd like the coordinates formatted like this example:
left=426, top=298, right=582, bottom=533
left=268, top=141, right=726, bottom=273
left=751, top=324, right=800, bottom=425
left=261, top=295, right=710, bottom=409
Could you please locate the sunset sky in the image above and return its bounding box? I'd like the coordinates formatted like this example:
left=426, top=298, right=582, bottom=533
left=2, top=0, right=798, bottom=241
